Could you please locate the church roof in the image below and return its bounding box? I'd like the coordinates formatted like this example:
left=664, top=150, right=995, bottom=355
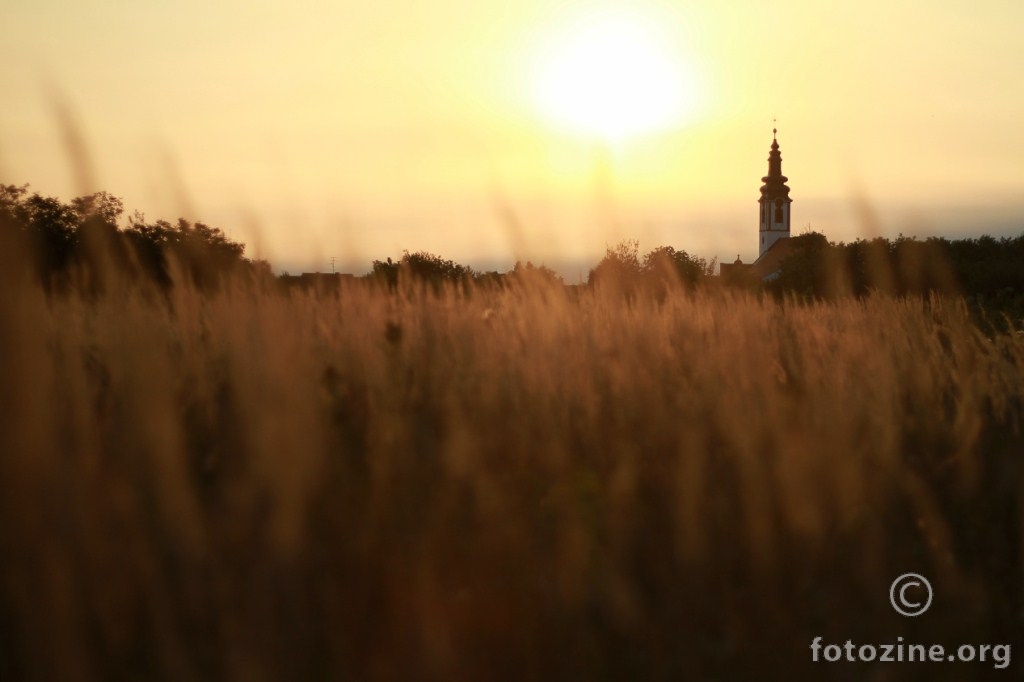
left=750, top=236, right=796, bottom=280
left=719, top=238, right=797, bottom=280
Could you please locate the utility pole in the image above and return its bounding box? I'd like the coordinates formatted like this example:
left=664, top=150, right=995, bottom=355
left=329, top=256, right=336, bottom=274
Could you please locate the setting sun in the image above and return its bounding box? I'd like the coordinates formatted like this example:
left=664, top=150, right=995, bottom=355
left=532, top=10, right=698, bottom=141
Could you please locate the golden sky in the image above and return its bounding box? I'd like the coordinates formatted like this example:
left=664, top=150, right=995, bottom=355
left=2, top=0, right=1022, bottom=273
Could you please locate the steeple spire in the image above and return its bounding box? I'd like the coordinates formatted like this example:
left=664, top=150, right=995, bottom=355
left=757, top=127, right=793, bottom=258
left=760, top=128, right=790, bottom=201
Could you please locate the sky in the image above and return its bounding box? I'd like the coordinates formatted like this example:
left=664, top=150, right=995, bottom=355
left=1, top=0, right=1022, bottom=275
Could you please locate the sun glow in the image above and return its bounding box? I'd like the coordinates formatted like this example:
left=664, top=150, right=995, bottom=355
left=533, top=11, right=698, bottom=142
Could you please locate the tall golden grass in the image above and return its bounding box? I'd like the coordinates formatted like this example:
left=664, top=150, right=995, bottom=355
left=1, top=262, right=1023, bottom=680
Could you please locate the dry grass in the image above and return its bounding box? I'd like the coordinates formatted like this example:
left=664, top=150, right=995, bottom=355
left=1, top=266, right=1023, bottom=680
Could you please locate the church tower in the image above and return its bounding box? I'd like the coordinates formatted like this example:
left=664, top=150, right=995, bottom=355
left=758, top=128, right=792, bottom=258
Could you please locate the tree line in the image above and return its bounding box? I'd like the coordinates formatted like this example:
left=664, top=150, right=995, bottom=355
left=3, top=184, right=1022, bottom=319
left=762, top=231, right=1024, bottom=318
left=0, top=184, right=267, bottom=293
left=363, top=241, right=713, bottom=295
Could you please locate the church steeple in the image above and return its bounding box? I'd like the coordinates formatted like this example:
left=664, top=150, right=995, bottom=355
left=758, top=127, right=792, bottom=258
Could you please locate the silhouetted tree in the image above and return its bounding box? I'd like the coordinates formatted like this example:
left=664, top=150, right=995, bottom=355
left=641, top=246, right=709, bottom=292
left=767, top=231, right=1024, bottom=323
left=401, top=251, right=473, bottom=284
left=588, top=241, right=715, bottom=299
left=124, top=216, right=176, bottom=286
left=369, top=251, right=475, bottom=292
left=74, top=192, right=131, bottom=293
left=508, top=260, right=563, bottom=288
left=0, top=183, right=253, bottom=293
left=767, top=232, right=831, bottom=298
left=20, top=189, right=80, bottom=281
left=368, top=257, right=399, bottom=290
left=588, top=240, right=641, bottom=294
left=472, top=270, right=505, bottom=289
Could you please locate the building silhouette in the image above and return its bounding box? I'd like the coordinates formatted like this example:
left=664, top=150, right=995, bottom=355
left=758, top=128, right=792, bottom=258
left=720, top=128, right=796, bottom=281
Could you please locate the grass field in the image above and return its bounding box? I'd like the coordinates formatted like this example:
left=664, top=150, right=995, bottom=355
left=2, top=265, right=1023, bottom=680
